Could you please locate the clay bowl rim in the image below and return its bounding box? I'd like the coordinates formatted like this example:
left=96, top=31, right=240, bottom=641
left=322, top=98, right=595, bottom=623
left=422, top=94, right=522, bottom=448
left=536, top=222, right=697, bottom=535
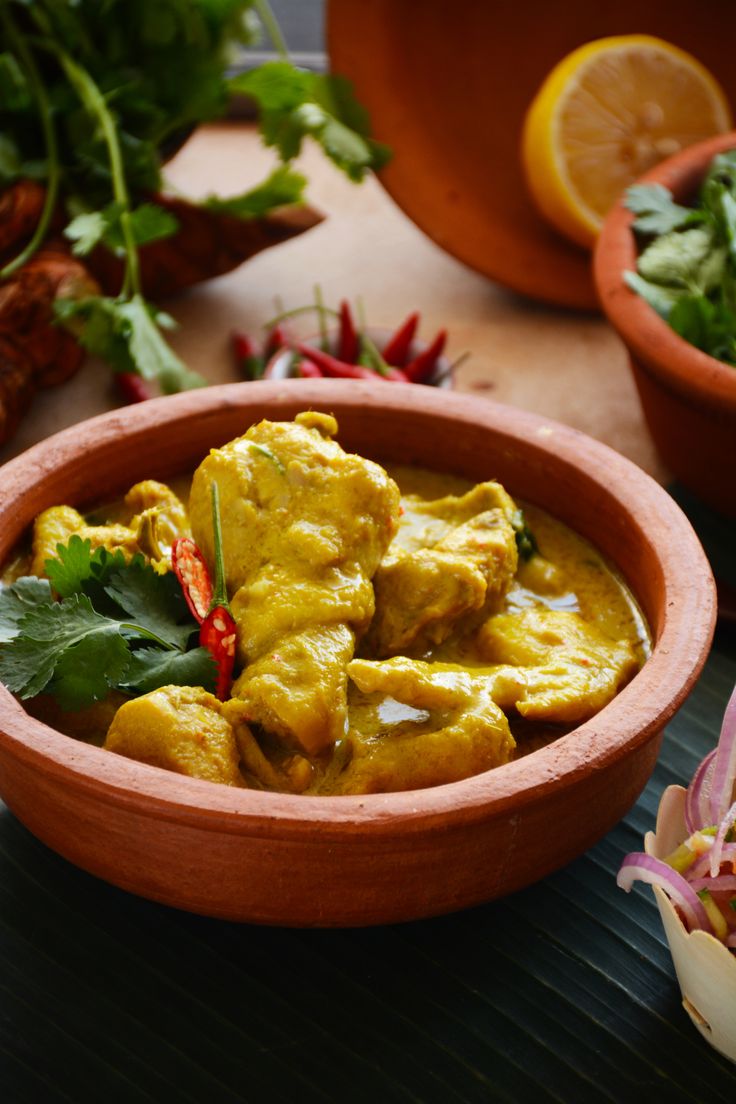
left=594, top=130, right=736, bottom=415
left=0, top=381, right=715, bottom=839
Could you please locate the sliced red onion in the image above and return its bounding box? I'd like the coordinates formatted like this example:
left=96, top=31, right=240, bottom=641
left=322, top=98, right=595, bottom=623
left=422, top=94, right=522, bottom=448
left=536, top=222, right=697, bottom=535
left=688, top=843, right=736, bottom=880
left=690, top=875, right=736, bottom=892
left=710, top=683, right=736, bottom=825
left=617, top=852, right=713, bottom=933
left=710, top=799, right=736, bottom=878
left=726, top=932, right=736, bottom=949
left=685, top=749, right=717, bottom=833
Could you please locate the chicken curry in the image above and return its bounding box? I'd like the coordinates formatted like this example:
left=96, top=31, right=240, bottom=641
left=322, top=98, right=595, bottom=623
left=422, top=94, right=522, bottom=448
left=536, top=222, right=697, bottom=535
left=9, top=412, right=649, bottom=795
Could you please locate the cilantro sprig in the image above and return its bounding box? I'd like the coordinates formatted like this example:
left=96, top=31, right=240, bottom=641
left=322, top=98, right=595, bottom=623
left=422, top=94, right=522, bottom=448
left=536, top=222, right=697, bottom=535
left=0, top=536, right=216, bottom=710
left=0, top=0, right=389, bottom=392
left=624, top=152, right=736, bottom=365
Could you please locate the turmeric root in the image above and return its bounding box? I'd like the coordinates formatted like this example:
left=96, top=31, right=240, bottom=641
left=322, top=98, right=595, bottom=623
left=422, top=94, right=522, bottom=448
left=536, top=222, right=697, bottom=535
left=0, top=240, right=98, bottom=442
left=0, top=180, right=46, bottom=258
left=86, top=194, right=324, bottom=299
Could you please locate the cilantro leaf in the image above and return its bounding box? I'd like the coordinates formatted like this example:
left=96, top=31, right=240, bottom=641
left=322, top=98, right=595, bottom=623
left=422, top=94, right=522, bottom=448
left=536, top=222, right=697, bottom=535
left=0, top=51, right=31, bottom=111
left=54, top=294, right=206, bottom=393
left=204, top=165, right=307, bottom=218
left=510, top=510, right=538, bottom=562
left=230, top=61, right=312, bottom=113
left=115, top=296, right=206, bottom=393
left=623, top=271, right=686, bottom=319
left=0, top=532, right=210, bottom=709
left=0, top=577, right=54, bottom=643
left=105, top=560, right=195, bottom=650
left=64, top=201, right=178, bottom=257
left=0, top=594, right=129, bottom=704
left=637, top=227, right=723, bottom=292
left=231, top=63, right=390, bottom=182
left=48, top=625, right=133, bottom=710
left=669, top=296, right=736, bottom=362
left=45, top=536, right=195, bottom=649
left=63, top=208, right=112, bottom=256
left=103, top=202, right=180, bottom=253
left=123, top=645, right=217, bottom=695
left=44, top=536, right=132, bottom=606
left=625, top=184, right=703, bottom=236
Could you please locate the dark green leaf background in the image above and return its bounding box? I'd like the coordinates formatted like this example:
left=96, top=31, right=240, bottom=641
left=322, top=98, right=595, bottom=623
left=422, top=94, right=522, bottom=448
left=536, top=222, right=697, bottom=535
left=0, top=488, right=734, bottom=1102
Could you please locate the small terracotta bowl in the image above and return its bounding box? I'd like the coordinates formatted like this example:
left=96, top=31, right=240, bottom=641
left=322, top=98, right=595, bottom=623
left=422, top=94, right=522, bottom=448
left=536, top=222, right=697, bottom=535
left=594, top=131, right=736, bottom=518
left=263, top=327, right=453, bottom=387
left=0, top=382, right=716, bottom=926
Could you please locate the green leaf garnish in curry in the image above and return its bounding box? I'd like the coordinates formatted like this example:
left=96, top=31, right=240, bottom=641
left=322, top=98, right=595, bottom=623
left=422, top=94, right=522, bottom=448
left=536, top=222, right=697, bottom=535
left=0, top=413, right=650, bottom=796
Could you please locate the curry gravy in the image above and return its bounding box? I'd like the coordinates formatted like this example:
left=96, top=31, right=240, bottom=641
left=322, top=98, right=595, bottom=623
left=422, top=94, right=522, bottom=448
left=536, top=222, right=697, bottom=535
left=12, top=458, right=651, bottom=784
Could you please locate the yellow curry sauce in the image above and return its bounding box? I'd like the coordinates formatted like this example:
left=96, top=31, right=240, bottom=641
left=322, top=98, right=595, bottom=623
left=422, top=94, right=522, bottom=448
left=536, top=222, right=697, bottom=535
left=10, top=414, right=650, bottom=796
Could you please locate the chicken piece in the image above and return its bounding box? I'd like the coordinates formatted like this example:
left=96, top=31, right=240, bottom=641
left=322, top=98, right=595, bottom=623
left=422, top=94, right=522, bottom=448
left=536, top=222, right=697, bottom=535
left=231, top=623, right=354, bottom=753
left=105, top=685, right=313, bottom=791
left=366, top=482, right=519, bottom=657
left=320, top=656, right=515, bottom=794
left=475, top=608, right=640, bottom=724
left=125, top=480, right=190, bottom=570
left=31, top=505, right=140, bottom=576
left=105, top=685, right=245, bottom=786
left=189, top=412, right=401, bottom=755
left=30, top=481, right=189, bottom=577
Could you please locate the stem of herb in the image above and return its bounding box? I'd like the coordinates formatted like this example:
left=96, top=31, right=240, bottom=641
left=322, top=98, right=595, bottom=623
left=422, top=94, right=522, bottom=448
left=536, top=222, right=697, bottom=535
left=209, top=482, right=230, bottom=613
left=314, top=284, right=329, bottom=350
left=433, top=351, right=470, bottom=384
left=358, top=330, right=390, bottom=377
left=51, top=47, right=141, bottom=298
left=0, top=7, right=60, bottom=279
left=263, top=303, right=340, bottom=329
left=253, top=0, right=290, bottom=62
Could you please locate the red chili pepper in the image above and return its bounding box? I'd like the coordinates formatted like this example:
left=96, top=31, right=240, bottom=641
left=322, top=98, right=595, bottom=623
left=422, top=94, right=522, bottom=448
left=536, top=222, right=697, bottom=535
left=383, top=366, right=409, bottom=382
left=382, top=311, right=420, bottom=367
left=171, top=538, right=213, bottom=622
left=295, top=343, right=379, bottom=380
left=297, top=357, right=324, bottom=378
left=263, top=322, right=290, bottom=361
left=115, top=372, right=152, bottom=404
left=171, top=484, right=237, bottom=700
left=200, top=605, right=237, bottom=700
left=231, top=331, right=265, bottom=380
left=404, top=329, right=447, bottom=383
left=338, top=300, right=359, bottom=363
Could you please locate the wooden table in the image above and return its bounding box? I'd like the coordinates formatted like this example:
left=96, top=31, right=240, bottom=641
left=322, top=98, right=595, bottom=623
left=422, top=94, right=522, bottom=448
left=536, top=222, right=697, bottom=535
left=1, top=125, right=734, bottom=1102
left=1, top=123, right=665, bottom=479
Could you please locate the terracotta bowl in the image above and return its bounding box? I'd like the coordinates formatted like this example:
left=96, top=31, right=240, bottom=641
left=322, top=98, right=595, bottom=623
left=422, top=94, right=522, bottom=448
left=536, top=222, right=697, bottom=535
left=0, top=382, right=716, bottom=926
left=594, top=132, right=736, bottom=517
left=327, top=0, right=736, bottom=309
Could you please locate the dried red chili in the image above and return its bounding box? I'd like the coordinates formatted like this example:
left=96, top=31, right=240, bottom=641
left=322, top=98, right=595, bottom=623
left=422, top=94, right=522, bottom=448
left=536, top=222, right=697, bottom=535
left=231, top=331, right=265, bottom=380
left=382, top=311, right=420, bottom=367
left=297, top=356, right=324, bottom=378
left=338, top=299, right=360, bottom=363
left=115, top=372, right=152, bottom=404
left=263, top=322, right=290, bottom=361
left=295, top=342, right=379, bottom=380
left=404, top=329, right=447, bottom=383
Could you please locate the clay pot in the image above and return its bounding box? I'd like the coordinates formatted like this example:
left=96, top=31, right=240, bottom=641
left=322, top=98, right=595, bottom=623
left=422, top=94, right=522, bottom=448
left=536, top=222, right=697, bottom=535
left=0, top=382, right=716, bottom=925
left=327, top=0, right=736, bottom=308
left=594, top=132, right=736, bottom=517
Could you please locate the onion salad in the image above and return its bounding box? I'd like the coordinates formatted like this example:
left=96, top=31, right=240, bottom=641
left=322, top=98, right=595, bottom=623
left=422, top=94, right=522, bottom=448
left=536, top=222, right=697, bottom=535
left=617, top=682, right=736, bottom=949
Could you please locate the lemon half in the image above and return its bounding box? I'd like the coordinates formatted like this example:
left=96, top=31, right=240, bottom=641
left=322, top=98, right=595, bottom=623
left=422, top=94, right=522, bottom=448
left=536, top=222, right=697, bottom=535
left=522, top=35, right=732, bottom=249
